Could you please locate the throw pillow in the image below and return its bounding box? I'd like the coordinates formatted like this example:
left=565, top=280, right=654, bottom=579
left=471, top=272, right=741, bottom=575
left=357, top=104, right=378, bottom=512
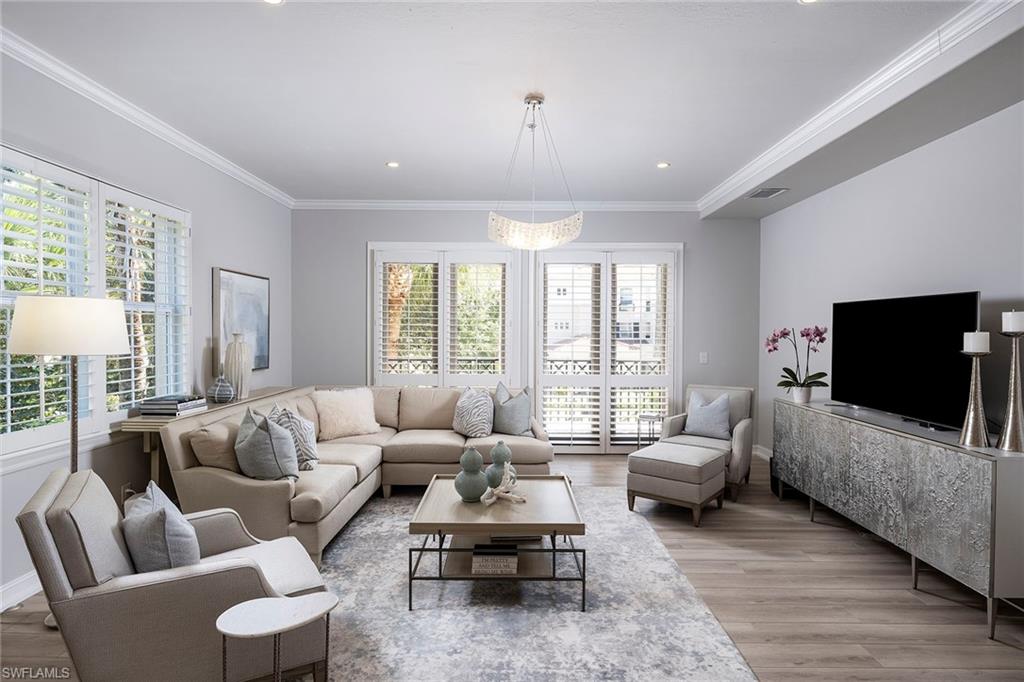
left=452, top=387, right=494, bottom=438
left=234, top=408, right=299, bottom=480
left=268, top=404, right=319, bottom=470
left=121, top=481, right=200, bottom=573
left=313, top=388, right=380, bottom=440
left=492, top=383, right=532, bottom=437
left=188, top=421, right=241, bottom=472
left=684, top=393, right=732, bottom=440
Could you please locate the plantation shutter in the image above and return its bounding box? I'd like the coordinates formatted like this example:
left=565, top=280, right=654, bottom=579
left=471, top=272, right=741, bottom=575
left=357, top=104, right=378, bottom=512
left=103, top=187, right=190, bottom=411
left=1, top=150, right=92, bottom=435
left=374, top=254, right=440, bottom=386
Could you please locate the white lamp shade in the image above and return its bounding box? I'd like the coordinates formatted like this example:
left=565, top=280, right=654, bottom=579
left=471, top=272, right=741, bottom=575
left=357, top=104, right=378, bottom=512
left=8, top=296, right=130, bottom=356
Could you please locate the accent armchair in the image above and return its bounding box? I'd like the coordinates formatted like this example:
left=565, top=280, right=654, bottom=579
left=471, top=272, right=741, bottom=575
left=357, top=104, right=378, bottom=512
left=17, top=468, right=330, bottom=682
left=660, top=384, right=755, bottom=500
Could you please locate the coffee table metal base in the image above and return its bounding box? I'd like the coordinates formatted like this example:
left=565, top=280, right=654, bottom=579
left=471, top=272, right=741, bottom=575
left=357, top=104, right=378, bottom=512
left=408, top=533, right=586, bottom=611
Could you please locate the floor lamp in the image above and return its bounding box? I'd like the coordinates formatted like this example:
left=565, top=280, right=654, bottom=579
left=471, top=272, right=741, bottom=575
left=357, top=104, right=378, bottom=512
left=8, top=295, right=129, bottom=628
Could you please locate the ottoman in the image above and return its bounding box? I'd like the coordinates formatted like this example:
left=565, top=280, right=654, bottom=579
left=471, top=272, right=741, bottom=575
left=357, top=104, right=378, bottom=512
left=626, top=442, right=726, bottom=527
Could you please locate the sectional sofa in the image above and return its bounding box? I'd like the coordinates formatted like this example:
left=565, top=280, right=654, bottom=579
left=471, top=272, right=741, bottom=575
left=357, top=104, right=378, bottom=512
left=161, top=386, right=553, bottom=563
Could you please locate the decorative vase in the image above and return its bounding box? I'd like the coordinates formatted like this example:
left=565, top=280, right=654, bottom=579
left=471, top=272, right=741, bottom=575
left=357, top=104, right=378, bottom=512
left=206, top=375, right=236, bottom=404
left=454, top=447, right=488, bottom=503
left=223, top=332, right=253, bottom=400
left=485, top=440, right=517, bottom=489
left=792, top=387, right=811, bottom=404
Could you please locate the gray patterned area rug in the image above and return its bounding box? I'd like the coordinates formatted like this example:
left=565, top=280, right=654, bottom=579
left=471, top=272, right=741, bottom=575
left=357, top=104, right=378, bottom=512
left=321, top=486, right=753, bottom=681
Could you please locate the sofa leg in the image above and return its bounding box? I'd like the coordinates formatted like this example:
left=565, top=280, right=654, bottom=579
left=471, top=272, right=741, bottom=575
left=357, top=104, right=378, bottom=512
left=692, top=503, right=702, bottom=527
left=627, top=492, right=636, bottom=511
left=382, top=485, right=392, bottom=499
left=717, top=492, right=724, bottom=509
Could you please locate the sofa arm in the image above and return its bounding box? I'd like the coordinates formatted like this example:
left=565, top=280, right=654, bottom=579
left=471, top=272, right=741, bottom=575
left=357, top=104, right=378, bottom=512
left=660, top=413, right=687, bottom=440
left=184, top=508, right=260, bottom=557
left=531, top=417, right=549, bottom=442
left=729, top=417, right=754, bottom=484
left=173, top=467, right=295, bottom=542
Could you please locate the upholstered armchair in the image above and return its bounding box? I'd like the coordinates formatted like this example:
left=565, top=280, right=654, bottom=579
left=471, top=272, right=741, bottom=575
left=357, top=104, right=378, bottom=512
left=660, top=384, right=755, bottom=500
left=16, top=468, right=329, bottom=682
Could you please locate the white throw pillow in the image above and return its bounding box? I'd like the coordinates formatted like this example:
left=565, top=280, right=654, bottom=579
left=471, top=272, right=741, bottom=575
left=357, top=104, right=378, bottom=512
left=314, top=388, right=380, bottom=440
left=684, top=393, right=732, bottom=440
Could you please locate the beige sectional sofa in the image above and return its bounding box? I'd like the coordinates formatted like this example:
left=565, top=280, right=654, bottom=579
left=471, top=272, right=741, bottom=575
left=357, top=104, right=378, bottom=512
left=161, top=385, right=553, bottom=563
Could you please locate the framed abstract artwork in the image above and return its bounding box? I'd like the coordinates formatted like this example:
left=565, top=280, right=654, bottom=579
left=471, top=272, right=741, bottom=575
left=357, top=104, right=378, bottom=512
left=213, top=268, right=270, bottom=372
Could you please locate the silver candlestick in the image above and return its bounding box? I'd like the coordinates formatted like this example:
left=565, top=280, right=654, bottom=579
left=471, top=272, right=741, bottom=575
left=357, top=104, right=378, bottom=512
left=997, top=331, right=1024, bottom=453
left=960, top=350, right=990, bottom=448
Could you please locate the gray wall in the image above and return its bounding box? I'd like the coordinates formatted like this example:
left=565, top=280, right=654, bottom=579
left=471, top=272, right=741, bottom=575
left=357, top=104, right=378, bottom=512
left=291, top=209, right=761, bottom=396
left=757, top=102, right=1024, bottom=447
left=0, top=57, right=293, bottom=594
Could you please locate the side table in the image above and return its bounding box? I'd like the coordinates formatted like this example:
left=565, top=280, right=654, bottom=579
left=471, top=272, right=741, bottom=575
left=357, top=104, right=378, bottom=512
left=216, top=592, right=338, bottom=682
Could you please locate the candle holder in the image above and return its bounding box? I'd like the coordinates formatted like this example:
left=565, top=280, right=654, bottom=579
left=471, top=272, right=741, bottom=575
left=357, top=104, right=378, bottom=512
left=997, top=331, right=1024, bottom=453
left=960, top=350, right=991, bottom=448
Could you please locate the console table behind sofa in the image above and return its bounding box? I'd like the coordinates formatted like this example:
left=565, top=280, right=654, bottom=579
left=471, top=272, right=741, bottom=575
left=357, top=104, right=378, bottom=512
left=772, top=399, right=1024, bottom=639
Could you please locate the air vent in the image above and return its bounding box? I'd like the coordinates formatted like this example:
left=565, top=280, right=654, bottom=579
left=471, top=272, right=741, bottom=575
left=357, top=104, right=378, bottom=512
left=747, top=187, right=789, bottom=199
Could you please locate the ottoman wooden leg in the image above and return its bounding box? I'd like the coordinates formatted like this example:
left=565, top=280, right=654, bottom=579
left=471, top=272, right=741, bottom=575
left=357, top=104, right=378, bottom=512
left=717, top=492, right=724, bottom=509
left=692, top=503, right=702, bottom=527
left=627, top=491, right=636, bottom=511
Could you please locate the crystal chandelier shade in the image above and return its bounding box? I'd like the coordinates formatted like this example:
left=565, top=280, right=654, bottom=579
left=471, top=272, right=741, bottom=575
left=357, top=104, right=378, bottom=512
left=489, top=93, right=582, bottom=251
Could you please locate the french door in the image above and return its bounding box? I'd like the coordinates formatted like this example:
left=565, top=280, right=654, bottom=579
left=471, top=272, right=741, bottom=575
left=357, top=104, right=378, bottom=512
left=536, top=248, right=678, bottom=453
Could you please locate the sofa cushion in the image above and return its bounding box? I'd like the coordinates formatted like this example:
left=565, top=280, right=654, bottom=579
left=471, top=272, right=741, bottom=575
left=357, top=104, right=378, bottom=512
left=200, top=536, right=323, bottom=596
left=382, top=429, right=467, bottom=463
left=398, top=387, right=460, bottom=431
left=685, top=386, right=752, bottom=430
left=189, top=420, right=242, bottom=473
left=684, top=392, right=732, bottom=439
left=290, top=465, right=358, bottom=523
left=322, top=426, right=397, bottom=448
left=663, top=434, right=732, bottom=452
left=314, top=388, right=380, bottom=439
left=294, top=395, right=320, bottom=440
left=492, top=383, right=532, bottom=436
left=268, top=405, right=319, bottom=471
left=453, top=387, right=494, bottom=437
left=315, top=443, right=382, bottom=481
left=45, top=470, right=135, bottom=589
left=465, top=434, right=554, bottom=465
left=627, top=442, right=726, bottom=484
left=235, top=409, right=299, bottom=481
left=121, top=481, right=200, bottom=573
left=371, top=387, right=401, bottom=429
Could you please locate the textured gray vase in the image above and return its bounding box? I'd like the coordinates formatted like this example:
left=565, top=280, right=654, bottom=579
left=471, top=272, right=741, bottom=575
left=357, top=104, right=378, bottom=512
left=206, top=375, right=235, bottom=404
left=485, top=440, right=516, bottom=488
left=455, top=447, right=488, bottom=503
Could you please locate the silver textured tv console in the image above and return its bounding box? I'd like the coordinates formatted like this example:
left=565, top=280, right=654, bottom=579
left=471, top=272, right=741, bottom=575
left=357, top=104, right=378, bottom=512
left=772, top=399, right=1024, bottom=638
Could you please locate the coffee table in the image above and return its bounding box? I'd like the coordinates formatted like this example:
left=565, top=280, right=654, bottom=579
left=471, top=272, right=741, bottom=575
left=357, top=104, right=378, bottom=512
left=408, top=474, right=587, bottom=611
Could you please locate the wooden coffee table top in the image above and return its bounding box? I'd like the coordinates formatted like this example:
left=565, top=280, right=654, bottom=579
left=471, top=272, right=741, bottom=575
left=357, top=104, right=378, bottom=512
left=409, top=474, right=585, bottom=536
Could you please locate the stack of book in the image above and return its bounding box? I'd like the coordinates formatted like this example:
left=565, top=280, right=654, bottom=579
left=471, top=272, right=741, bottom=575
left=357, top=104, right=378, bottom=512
left=471, top=544, right=519, bottom=575
left=136, top=395, right=208, bottom=419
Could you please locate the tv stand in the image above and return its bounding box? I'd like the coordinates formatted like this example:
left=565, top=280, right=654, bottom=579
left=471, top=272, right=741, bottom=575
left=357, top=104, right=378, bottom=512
left=772, top=399, right=1024, bottom=639
left=900, top=416, right=956, bottom=432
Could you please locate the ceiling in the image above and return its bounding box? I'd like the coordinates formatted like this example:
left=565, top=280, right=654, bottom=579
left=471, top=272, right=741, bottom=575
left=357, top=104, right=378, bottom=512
left=1, top=1, right=969, bottom=203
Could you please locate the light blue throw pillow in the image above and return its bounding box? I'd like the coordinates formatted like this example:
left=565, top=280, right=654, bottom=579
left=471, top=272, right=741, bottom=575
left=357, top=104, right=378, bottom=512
left=493, top=383, right=532, bottom=437
left=121, top=481, right=200, bottom=573
left=684, top=393, right=732, bottom=440
left=235, top=408, right=299, bottom=480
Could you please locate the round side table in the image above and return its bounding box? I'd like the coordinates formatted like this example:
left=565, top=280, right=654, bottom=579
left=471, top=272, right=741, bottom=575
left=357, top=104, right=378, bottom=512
left=216, top=592, right=339, bottom=682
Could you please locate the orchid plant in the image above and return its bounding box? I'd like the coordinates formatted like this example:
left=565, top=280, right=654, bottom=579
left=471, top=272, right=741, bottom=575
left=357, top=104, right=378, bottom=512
left=765, top=325, right=830, bottom=391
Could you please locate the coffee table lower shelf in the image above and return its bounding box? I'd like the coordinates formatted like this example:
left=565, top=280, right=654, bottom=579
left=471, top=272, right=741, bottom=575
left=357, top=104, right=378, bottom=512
left=408, top=533, right=586, bottom=611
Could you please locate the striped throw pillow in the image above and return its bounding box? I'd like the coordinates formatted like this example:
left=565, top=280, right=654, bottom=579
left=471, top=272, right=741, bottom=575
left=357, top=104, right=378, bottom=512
left=452, top=388, right=494, bottom=438
left=268, top=404, right=319, bottom=470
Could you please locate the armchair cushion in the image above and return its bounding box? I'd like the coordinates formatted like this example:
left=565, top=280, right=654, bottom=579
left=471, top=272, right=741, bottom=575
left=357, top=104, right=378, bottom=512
left=200, top=536, right=323, bottom=597
left=44, top=470, right=135, bottom=589
left=122, top=481, right=200, bottom=573
left=684, top=393, right=732, bottom=439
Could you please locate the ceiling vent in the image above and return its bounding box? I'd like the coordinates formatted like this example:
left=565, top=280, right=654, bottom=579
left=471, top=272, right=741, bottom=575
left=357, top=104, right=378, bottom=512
left=747, top=187, right=789, bottom=199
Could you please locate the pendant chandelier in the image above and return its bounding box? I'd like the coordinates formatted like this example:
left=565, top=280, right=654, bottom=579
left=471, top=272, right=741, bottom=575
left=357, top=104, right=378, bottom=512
left=488, top=93, right=582, bottom=250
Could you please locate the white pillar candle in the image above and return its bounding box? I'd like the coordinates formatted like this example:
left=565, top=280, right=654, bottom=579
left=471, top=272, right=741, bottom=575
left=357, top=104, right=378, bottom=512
left=1003, top=310, right=1024, bottom=333
left=964, top=332, right=990, bottom=353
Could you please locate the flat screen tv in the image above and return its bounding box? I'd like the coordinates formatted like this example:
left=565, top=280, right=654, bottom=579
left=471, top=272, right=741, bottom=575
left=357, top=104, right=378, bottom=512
left=831, top=291, right=979, bottom=429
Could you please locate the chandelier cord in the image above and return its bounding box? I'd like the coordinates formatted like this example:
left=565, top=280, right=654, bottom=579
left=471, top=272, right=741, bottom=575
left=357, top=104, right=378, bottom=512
left=539, top=105, right=576, bottom=211
left=530, top=101, right=537, bottom=226
left=496, top=105, right=531, bottom=212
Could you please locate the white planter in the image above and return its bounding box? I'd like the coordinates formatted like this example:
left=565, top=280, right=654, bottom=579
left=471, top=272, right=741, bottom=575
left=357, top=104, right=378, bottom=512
left=224, top=332, right=253, bottom=399
left=792, top=386, right=812, bottom=404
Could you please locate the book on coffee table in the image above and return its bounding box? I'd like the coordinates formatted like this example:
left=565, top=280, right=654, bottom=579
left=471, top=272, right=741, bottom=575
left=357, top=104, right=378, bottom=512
left=471, top=544, right=519, bottom=575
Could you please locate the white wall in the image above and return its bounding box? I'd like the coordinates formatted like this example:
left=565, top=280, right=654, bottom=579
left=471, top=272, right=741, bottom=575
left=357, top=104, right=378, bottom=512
left=758, top=102, right=1024, bottom=447
left=0, top=57, right=293, bottom=598
left=291, top=209, right=761, bottom=398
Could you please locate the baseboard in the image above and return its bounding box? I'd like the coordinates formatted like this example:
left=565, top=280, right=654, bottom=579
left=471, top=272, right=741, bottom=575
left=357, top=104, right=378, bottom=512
left=753, top=445, right=772, bottom=461
left=1, top=570, right=41, bottom=612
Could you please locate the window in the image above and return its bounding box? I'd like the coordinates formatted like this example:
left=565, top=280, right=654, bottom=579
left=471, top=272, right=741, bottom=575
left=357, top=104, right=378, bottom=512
left=1, top=148, right=191, bottom=453
left=373, top=249, right=515, bottom=387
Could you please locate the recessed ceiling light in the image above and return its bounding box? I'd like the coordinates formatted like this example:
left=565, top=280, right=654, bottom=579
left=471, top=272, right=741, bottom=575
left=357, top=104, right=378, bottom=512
left=798, top=0, right=818, bottom=4
left=656, top=161, right=671, bottom=169
left=264, top=0, right=284, bottom=5
left=385, top=161, right=400, bottom=168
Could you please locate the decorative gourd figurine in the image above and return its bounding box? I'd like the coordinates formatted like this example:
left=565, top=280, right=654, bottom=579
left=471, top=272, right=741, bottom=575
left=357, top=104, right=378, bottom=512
left=454, top=447, right=488, bottom=503
left=485, top=440, right=517, bottom=489
left=206, top=375, right=235, bottom=404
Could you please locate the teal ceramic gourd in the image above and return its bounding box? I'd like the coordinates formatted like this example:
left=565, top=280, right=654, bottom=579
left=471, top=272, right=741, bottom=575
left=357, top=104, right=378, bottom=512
left=485, top=440, right=517, bottom=488
left=454, top=447, right=488, bottom=502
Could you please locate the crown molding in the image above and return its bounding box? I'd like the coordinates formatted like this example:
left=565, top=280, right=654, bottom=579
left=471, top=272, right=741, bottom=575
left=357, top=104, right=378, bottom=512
left=0, top=27, right=296, bottom=208
left=292, top=199, right=699, bottom=212
left=697, top=0, right=1023, bottom=217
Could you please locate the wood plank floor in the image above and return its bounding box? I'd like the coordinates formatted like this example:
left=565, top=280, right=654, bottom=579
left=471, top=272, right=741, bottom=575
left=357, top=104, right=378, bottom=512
left=3, top=455, right=1022, bottom=680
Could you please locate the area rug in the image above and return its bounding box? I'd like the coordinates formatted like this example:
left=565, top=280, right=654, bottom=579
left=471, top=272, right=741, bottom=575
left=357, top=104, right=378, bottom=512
left=321, top=486, right=753, bottom=681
